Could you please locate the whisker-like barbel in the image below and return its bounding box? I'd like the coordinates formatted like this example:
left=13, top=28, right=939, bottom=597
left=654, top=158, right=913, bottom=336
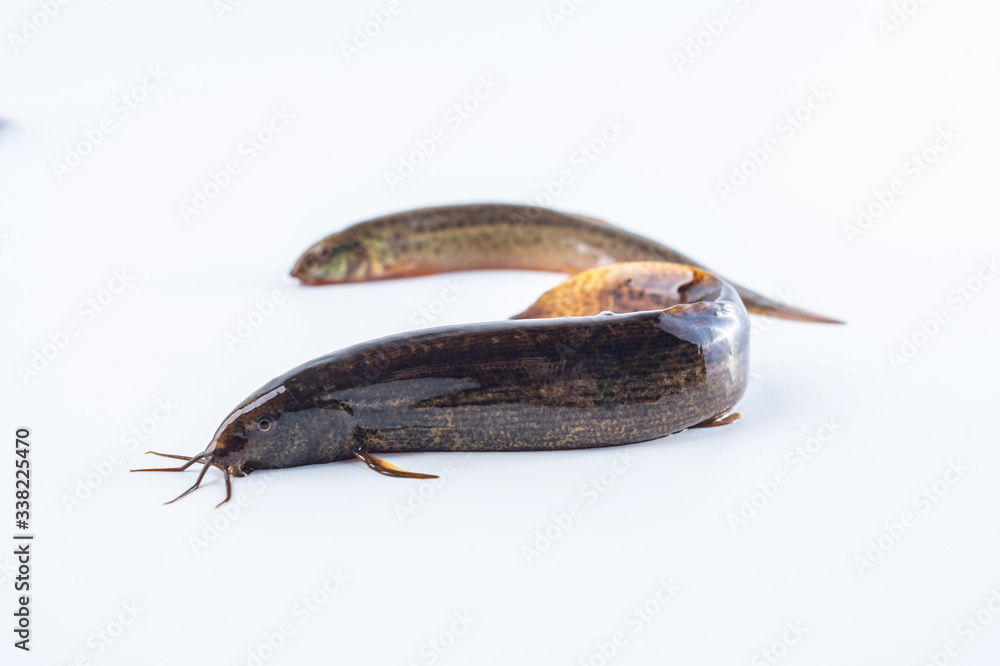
left=131, top=452, right=232, bottom=507
left=130, top=451, right=211, bottom=473
left=163, top=461, right=214, bottom=505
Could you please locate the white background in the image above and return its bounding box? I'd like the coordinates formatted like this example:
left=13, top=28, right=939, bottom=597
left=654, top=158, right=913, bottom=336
left=3, top=1, right=999, bottom=664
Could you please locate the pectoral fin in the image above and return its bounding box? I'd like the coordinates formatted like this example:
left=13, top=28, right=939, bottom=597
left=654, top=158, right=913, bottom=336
left=351, top=444, right=438, bottom=479
left=691, top=410, right=742, bottom=428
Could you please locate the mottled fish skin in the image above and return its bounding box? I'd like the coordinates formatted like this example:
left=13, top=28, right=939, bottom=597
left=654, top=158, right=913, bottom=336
left=135, top=269, right=749, bottom=505
left=291, top=204, right=842, bottom=323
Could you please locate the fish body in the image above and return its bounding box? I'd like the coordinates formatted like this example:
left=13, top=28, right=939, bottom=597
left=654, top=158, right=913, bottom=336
left=135, top=270, right=749, bottom=505
left=291, top=204, right=841, bottom=323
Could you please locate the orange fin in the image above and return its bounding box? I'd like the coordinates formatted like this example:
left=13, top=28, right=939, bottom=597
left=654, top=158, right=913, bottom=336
left=351, top=445, right=438, bottom=479
left=512, top=262, right=717, bottom=319
left=691, top=411, right=742, bottom=428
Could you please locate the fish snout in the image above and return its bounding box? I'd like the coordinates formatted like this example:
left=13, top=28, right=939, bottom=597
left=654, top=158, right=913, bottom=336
left=291, top=241, right=333, bottom=284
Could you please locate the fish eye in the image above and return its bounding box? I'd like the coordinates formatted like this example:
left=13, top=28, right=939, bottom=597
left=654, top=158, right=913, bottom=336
left=257, top=417, right=273, bottom=432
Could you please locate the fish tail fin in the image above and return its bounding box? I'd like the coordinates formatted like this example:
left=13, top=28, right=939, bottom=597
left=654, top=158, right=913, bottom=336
left=735, top=285, right=844, bottom=324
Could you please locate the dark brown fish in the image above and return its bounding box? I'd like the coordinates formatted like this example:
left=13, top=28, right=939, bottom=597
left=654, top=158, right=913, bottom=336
left=290, top=204, right=841, bottom=323
left=133, top=265, right=749, bottom=506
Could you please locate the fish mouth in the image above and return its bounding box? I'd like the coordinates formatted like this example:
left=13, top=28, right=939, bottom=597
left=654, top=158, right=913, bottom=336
left=290, top=242, right=330, bottom=284
left=290, top=261, right=325, bottom=285
left=291, top=236, right=375, bottom=284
